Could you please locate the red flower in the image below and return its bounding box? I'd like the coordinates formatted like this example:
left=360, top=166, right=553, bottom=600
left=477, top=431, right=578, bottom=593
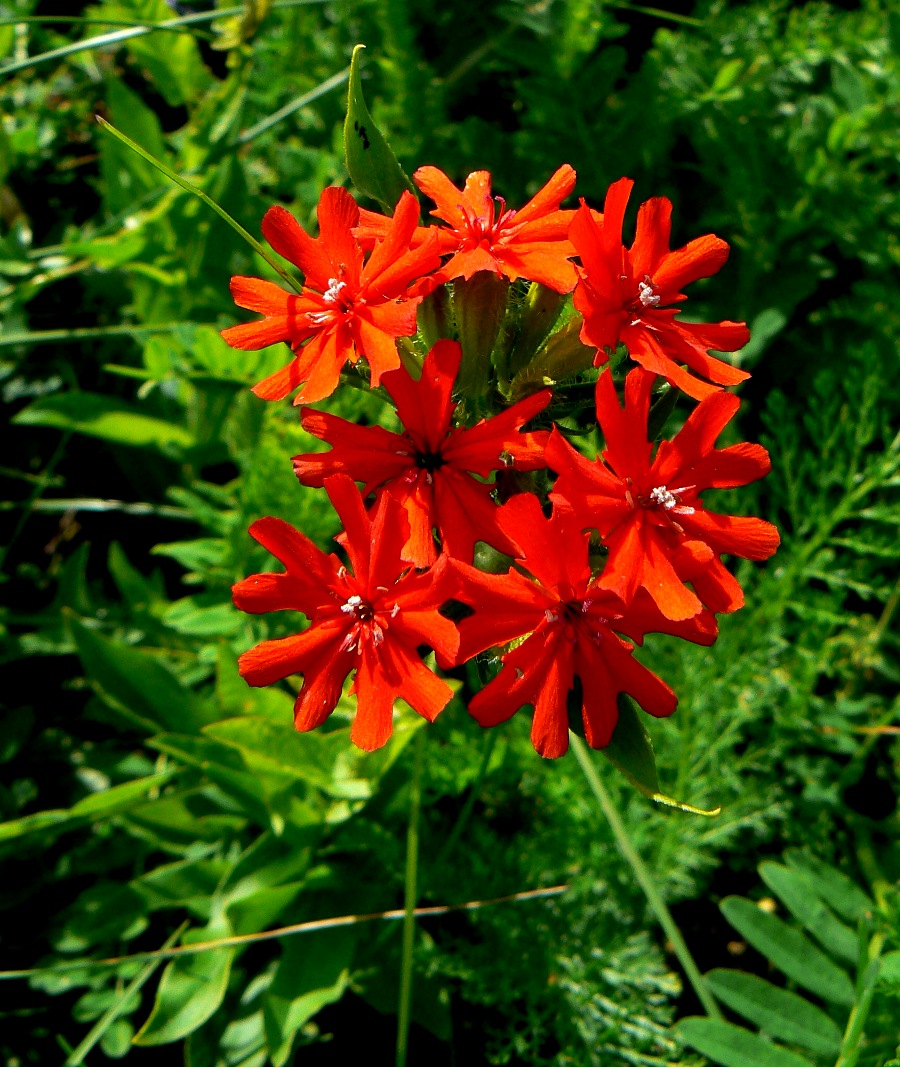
left=548, top=368, right=780, bottom=621
left=232, top=475, right=459, bottom=751
left=446, top=495, right=716, bottom=758
left=356, top=165, right=580, bottom=292
left=570, top=178, right=750, bottom=401
left=221, top=187, right=441, bottom=404
left=293, top=340, right=551, bottom=566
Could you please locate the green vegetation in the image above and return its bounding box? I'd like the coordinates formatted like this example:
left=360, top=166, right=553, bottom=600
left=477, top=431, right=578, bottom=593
left=1, top=0, right=899, bottom=1063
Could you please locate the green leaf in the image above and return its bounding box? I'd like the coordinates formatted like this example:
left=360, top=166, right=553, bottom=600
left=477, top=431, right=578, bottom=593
left=100, top=1018, right=135, bottom=1058
left=53, top=883, right=148, bottom=953
left=164, top=596, right=243, bottom=637
left=343, top=44, right=416, bottom=213
left=601, top=696, right=719, bottom=815
left=783, top=850, right=872, bottom=923
left=677, top=1017, right=817, bottom=1067
left=759, top=861, right=858, bottom=964
left=878, top=950, right=900, bottom=989
left=70, top=616, right=217, bottom=732
left=0, top=771, right=175, bottom=843
left=133, top=922, right=234, bottom=1045
left=13, top=392, right=193, bottom=450
left=263, top=928, right=356, bottom=1067
left=705, top=970, right=842, bottom=1055
left=720, top=897, right=854, bottom=1005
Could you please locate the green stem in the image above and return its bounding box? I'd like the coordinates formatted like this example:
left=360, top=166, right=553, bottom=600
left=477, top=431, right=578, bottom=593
left=569, top=733, right=722, bottom=1020
left=64, top=923, right=188, bottom=1066
left=396, top=727, right=425, bottom=1067
left=95, top=118, right=302, bottom=293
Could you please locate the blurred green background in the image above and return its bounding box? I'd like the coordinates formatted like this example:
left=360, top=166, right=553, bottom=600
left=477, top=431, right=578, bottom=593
left=1, top=0, right=900, bottom=1064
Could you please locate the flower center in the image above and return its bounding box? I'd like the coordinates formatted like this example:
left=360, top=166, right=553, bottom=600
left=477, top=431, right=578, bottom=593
left=339, top=593, right=394, bottom=653
left=636, top=275, right=660, bottom=308
left=458, top=196, right=518, bottom=246
left=323, top=278, right=347, bottom=303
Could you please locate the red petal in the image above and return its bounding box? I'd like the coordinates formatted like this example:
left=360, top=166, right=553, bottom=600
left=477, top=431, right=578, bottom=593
left=515, top=164, right=576, bottom=224
left=653, top=233, right=730, bottom=294
left=680, top=510, right=781, bottom=561
left=261, top=206, right=331, bottom=288
left=629, top=196, right=673, bottom=279
left=294, top=408, right=410, bottom=493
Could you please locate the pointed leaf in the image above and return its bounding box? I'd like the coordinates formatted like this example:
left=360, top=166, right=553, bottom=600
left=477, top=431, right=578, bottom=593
left=343, top=45, right=416, bottom=212
left=705, top=970, right=842, bottom=1055
left=13, top=392, right=193, bottom=450
left=759, top=862, right=858, bottom=964
left=783, top=849, right=873, bottom=923
left=263, top=928, right=356, bottom=1066
left=677, top=1017, right=817, bottom=1067
left=720, top=897, right=854, bottom=1005
left=70, top=616, right=217, bottom=732
left=133, top=923, right=234, bottom=1045
left=601, top=696, right=719, bottom=815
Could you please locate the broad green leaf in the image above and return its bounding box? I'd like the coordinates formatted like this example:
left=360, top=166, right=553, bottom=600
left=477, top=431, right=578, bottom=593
left=720, top=897, right=854, bottom=1005
left=164, top=596, right=244, bottom=637
left=134, top=922, right=234, bottom=1045
left=70, top=617, right=217, bottom=732
left=13, top=392, right=193, bottom=450
left=677, top=1017, right=817, bottom=1067
left=759, top=862, right=858, bottom=964
left=343, top=44, right=416, bottom=213
left=263, top=928, right=356, bottom=1066
left=705, top=970, right=842, bottom=1055
left=100, top=1018, right=135, bottom=1058
left=601, top=696, right=719, bottom=815
left=148, top=733, right=286, bottom=825
left=122, top=0, right=212, bottom=107
left=53, top=884, right=148, bottom=953
left=134, top=857, right=230, bottom=916
left=0, top=771, right=175, bottom=842
left=783, top=849, right=872, bottom=923
left=878, top=950, right=900, bottom=989
left=227, top=881, right=305, bottom=937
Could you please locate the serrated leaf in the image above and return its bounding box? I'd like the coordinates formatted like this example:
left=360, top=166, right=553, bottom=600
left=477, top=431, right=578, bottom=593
left=759, top=862, right=858, bottom=964
left=720, top=897, right=854, bottom=1005
left=13, top=392, right=193, bottom=450
left=705, top=970, right=842, bottom=1055
left=783, top=850, right=872, bottom=923
left=677, top=1017, right=817, bottom=1067
left=133, top=923, right=234, bottom=1045
left=343, top=45, right=416, bottom=212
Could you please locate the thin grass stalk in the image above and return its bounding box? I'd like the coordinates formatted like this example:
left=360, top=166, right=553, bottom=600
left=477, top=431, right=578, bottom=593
left=569, top=732, right=722, bottom=1020
left=95, top=118, right=302, bottom=293
left=396, top=725, right=425, bottom=1067
left=0, top=0, right=331, bottom=77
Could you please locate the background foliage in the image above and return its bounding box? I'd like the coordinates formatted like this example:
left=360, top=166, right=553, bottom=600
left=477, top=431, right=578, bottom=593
left=1, top=0, right=899, bottom=1063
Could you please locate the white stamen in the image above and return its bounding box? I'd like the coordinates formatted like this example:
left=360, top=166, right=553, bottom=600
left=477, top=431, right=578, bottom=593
left=340, top=594, right=363, bottom=614
left=322, top=278, right=347, bottom=304
left=650, top=486, right=679, bottom=510
left=307, top=311, right=331, bottom=325
left=544, top=609, right=559, bottom=623
left=637, top=276, right=660, bottom=307
left=391, top=603, right=400, bottom=618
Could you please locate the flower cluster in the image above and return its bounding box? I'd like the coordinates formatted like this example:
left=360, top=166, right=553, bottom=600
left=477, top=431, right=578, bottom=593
left=225, top=163, right=778, bottom=758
